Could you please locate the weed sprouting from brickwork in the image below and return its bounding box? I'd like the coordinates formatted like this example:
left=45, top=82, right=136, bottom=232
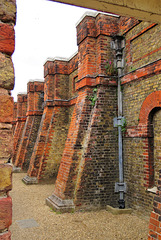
left=121, top=118, right=127, bottom=132
left=104, top=60, right=118, bottom=76
left=87, top=88, right=98, bottom=107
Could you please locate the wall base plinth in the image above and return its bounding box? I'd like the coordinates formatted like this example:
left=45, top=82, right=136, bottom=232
left=22, top=176, right=38, bottom=185
left=46, top=194, right=75, bottom=213
left=106, top=205, right=133, bottom=215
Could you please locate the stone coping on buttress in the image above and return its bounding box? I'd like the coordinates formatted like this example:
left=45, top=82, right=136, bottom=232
left=44, top=50, right=78, bottom=65
left=17, top=92, right=27, bottom=95
left=46, top=194, right=75, bottom=213
left=12, top=166, right=21, bottom=173
left=75, top=11, right=119, bottom=27
left=22, top=176, right=38, bottom=185
left=27, top=79, right=44, bottom=83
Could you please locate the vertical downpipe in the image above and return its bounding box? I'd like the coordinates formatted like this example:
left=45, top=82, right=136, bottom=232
left=118, top=63, right=124, bottom=208
left=112, top=36, right=125, bottom=209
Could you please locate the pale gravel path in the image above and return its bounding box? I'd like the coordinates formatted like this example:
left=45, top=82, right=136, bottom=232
left=10, top=173, right=149, bottom=240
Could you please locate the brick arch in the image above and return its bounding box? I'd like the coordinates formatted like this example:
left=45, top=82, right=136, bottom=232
left=139, top=91, right=161, bottom=125
left=138, top=91, right=161, bottom=188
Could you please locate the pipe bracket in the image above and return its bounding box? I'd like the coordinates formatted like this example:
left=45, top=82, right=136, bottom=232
left=113, top=117, right=125, bottom=127
left=115, top=182, right=127, bottom=193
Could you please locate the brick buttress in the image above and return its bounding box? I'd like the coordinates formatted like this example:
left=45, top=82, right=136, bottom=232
left=13, top=94, right=27, bottom=164
left=23, top=53, right=78, bottom=184
left=14, top=81, right=44, bottom=171
left=46, top=13, right=120, bottom=211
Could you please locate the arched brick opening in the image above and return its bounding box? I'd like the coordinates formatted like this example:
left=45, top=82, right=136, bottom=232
left=150, top=108, right=161, bottom=186
left=148, top=107, right=161, bottom=188
left=139, top=91, right=161, bottom=126
left=138, top=91, right=161, bottom=188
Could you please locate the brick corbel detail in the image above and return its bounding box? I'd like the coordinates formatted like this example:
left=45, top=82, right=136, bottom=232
left=76, top=75, right=117, bottom=90
left=26, top=110, right=43, bottom=116
left=43, top=97, right=77, bottom=107
left=76, top=13, right=119, bottom=46
left=16, top=117, right=26, bottom=122
left=44, top=54, right=78, bottom=77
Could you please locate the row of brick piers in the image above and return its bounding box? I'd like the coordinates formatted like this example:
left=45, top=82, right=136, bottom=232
left=10, top=12, right=161, bottom=239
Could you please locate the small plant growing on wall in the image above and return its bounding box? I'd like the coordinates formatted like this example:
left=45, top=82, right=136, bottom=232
left=104, top=60, right=118, bottom=76
left=114, top=117, right=127, bottom=133
left=87, top=88, right=97, bottom=107
left=121, top=118, right=127, bottom=132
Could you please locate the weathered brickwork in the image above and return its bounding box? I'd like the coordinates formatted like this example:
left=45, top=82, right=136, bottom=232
left=40, top=105, right=75, bottom=180
left=46, top=13, right=118, bottom=211
left=73, top=86, right=118, bottom=208
left=121, top=18, right=161, bottom=218
left=0, top=164, right=12, bottom=193
left=153, top=110, right=161, bottom=186
left=148, top=171, right=161, bottom=239
left=0, top=124, right=13, bottom=164
left=0, top=93, right=13, bottom=123
left=13, top=94, right=27, bottom=164
left=0, top=22, right=15, bottom=55
left=24, top=54, right=78, bottom=183
left=0, top=53, right=14, bottom=90
left=0, top=0, right=16, bottom=24
left=131, top=25, right=160, bottom=64
left=0, top=0, right=16, bottom=238
left=119, top=16, right=140, bottom=35
left=9, top=10, right=161, bottom=238
left=124, top=22, right=161, bottom=73
left=14, top=81, right=44, bottom=170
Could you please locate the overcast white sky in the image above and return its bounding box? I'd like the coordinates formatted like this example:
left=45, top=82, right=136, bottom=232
left=12, top=0, right=96, bottom=101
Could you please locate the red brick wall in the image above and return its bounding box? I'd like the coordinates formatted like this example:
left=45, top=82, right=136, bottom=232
left=50, top=13, right=118, bottom=209
left=121, top=20, right=161, bottom=218
left=0, top=0, right=16, bottom=238
left=26, top=54, right=78, bottom=182
left=14, top=81, right=44, bottom=170
left=9, top=10, right=161, bottom=238
left=13, top=94, right=27, bottom=164
left=44, top=14, right=161, bottom=228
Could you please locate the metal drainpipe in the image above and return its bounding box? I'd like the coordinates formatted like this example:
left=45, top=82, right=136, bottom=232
left=111, top=36, right=126, bottom=209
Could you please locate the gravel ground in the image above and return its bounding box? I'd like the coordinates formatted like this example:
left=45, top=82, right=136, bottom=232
left=10, top=173, right=149, bottom=240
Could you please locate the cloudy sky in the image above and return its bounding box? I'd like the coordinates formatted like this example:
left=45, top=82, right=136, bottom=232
left=12, top=0, right=96, bottom=101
